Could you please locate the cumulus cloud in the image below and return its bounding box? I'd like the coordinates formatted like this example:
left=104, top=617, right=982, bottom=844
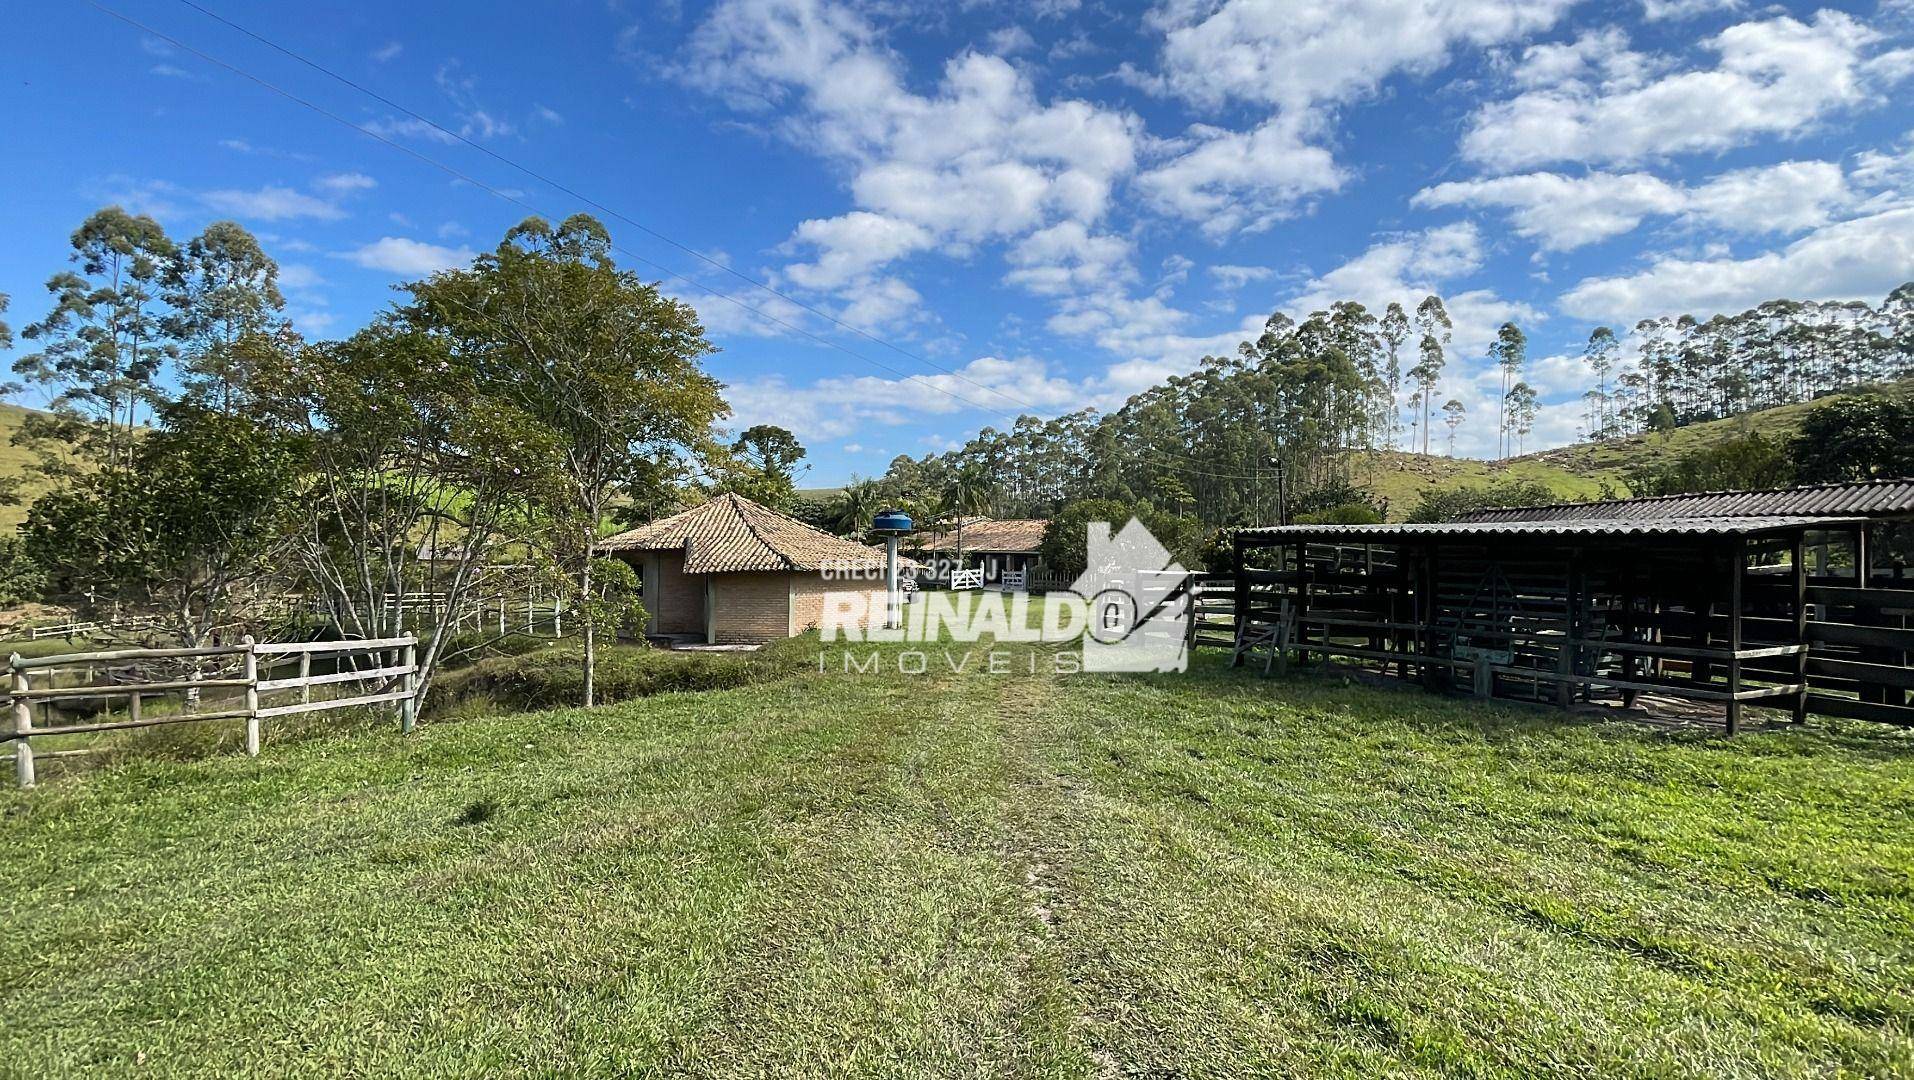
left=724, top=354, right=1092, bottom=439
left=1131, top=0, right=1575, bottom=233
left=1209, top=264, right=1274, bottom=289
left=339, top=237, right=477, bottom=276
left=313, top=172, right=378, bottom=195
left=675, top=0, right=1142, bottom=312
left=1415, top=160, right=1854, bottom=250
left=1559, top=206, right=1914, bottom=323
left=1462, top=12, right=1901, bottom=171
left=200, top=185, right=346, bottom=221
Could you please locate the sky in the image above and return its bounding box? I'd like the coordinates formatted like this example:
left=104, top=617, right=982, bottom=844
left=3, top=0, right=1912, bottom=484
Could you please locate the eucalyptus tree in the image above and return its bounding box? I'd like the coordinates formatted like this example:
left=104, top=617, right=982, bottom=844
left=1506, top=381, right=1538, bottom=455
left=1441, top=398, right=1465, bottom=456
left=14, top=207, right=178, bottom=475
left=1409, top=295, right=1450, bottom=454
left=1582, top=326, right=1618, bottom=438
left=163, top=221, right=292, bottom=413
left=1490, top=321, right=1526, bottom=458
left=404, top=214, right=725, bottom=706
left=1379, top=301, right=1408, bottom=449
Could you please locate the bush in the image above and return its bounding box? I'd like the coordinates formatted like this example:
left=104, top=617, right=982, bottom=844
left=1623, top=432, right=1793, bottom=496
left=1294, top=502, right=1383, bottom=526
left=1405, top=479, right=1559, bottom=523
left=426, top=636, right=812, bottom=717
left=1790, top=392, right=1914, bottom=483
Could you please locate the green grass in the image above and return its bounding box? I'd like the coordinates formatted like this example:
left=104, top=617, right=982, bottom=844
left=2, top=635, right=1911, bottom=1076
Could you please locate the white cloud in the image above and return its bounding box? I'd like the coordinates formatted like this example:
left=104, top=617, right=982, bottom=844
left=1135, top=115, right=1344, bottom=237
left=1209, top=264, right=1274, bottom=289
left=362, top=116, right=459, bottom=144
left=313, top=172, right=378, bottom=195
left=1462, top=12, right=1898, bottom=171
left=986, top=26, right=1036, bottom=55
left=276, top=264, right=327, bottom=290
left=200, top=185, right=345, bottom=222
left=675, top=0, right=1142, bottom=306
left=725, top=354, right=1090, bottom=440
left=1559, top=206, right=1914, bottom=323
left=1003, top=222, right=1135, bottom=297
left=1131, top=0, right=1575, bottom=235
left=1145, top=0, right=1576, bottom=112
left=1414, top=160, right=1853, bottom=250
left=1639, top=0, right=1740, bottom=19
left=371, top=41, right=403, bottom=63
left=339, top=237, right=477, bottom=276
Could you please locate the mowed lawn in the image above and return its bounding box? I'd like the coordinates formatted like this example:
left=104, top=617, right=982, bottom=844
left=3, top=636, right=1912, bottom=1077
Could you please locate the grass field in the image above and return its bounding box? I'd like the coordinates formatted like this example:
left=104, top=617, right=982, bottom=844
left=2, top=632, right=1911, bottom=1077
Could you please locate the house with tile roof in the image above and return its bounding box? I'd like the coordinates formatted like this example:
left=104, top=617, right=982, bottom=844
left=599, top=493, right=905, bottom=644
left=908, top=517, right=1050, bottom=587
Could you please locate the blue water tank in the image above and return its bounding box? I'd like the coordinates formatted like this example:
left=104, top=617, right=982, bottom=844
left=871, top=509, right=913, bottom=535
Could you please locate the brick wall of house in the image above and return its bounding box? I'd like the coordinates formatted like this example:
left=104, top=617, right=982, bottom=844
left=710, top=572, right=792, bottom=643
left=649, top=550, right=706, bottom=636
left=790, top=574, right=889, bottom=635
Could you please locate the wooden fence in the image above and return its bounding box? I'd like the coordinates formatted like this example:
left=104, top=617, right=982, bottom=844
left=5, top=635, right=418, bottom=788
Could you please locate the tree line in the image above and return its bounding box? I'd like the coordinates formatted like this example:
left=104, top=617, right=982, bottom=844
left=846, top=286, right=1913, bottom=534
left=0, top=207, right=808, bottom=707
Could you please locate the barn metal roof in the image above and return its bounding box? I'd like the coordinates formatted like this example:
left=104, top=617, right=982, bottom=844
left=1455, top=477, right=1914, bottom=523
left=1238, top=515, right=1863, bottom=542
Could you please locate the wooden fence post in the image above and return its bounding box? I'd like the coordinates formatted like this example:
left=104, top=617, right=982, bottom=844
left=242, top=636, right=261, bottom=757
left=298, top=651, right=312, bottom=705
left=11, top=654, right=33, bottom=789
left=400, top=633, right=418, bottom=735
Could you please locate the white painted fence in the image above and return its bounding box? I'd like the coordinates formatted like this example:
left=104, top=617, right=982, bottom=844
left=949, top=568, right=985, bottom=590
left=5, top=635, right=418, bottom=788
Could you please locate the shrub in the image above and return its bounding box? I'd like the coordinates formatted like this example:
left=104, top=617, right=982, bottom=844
left=425, top=636, right=812, bottom=717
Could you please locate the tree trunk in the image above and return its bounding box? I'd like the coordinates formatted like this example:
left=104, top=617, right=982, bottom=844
left=581, top=526, right=596, bottom=708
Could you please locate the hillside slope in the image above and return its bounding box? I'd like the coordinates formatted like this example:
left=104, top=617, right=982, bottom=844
left=0, top=402, right=56, bottom=533
left=1358, top=382, right=1909, bottom=519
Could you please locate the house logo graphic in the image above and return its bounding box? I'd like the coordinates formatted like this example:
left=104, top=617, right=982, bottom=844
left=1070, top=518, right=1191, bottom=673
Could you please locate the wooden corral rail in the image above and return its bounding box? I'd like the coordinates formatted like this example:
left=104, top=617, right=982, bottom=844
left=5, top=635, right=418, bottom=788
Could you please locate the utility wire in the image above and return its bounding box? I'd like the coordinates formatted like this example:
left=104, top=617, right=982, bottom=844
left=86, top=0, right=1285, bottom=483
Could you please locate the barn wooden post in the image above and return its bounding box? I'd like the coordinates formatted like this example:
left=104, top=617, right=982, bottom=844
left=1792, top=529, right=1808, bottom=725
left=399, top=633, right=418, bottom=735
left=11, top=654, right=34, bottom=789
left=1726, top=541, right=1745, bottom=735
left=242, top=636, right=261, bottom=757
left=1231, top=531, right=1248, bottom=667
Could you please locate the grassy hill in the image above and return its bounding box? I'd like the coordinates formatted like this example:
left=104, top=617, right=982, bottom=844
left=3, top=632, right=1910, bottom=1074
left=0, top=402, right=56, bottom=533
left=1357, top=382, right=1912, bottom=519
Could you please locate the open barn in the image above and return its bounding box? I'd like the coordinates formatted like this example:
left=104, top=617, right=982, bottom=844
left=1231, top=478, right=1914, bottom=731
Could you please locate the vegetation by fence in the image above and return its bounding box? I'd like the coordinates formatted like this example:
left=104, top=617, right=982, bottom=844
left=5, top=635, right=418, bottom=788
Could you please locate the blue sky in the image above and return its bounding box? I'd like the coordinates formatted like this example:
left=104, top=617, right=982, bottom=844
left=3, top=0, right=1912, bottom=483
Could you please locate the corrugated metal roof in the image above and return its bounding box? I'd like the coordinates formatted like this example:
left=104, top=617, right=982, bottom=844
left=1456, top=477, right=1914, bottom=523
left=1239, top=515, right=1863, bottom=541
left=598, top=493, right=905, bottom=573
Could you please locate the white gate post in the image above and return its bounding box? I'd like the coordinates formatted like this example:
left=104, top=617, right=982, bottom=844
left=242, top=636, right=261, bottom=757
left=11, top=655, right=33, bottom=789
left=400, top=633, right=418, bottom=735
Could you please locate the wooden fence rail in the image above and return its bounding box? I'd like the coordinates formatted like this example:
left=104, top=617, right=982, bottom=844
left=5, top=634, right=418, bottom=788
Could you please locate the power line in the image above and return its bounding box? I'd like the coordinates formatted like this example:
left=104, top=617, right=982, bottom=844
left=85, top=0, right=1283, bottom=484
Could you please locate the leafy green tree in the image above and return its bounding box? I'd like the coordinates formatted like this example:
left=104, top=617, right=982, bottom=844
left=1441, top=398, right=1465, bottom=456
left=1506, top=381, right=1537, bottom=455
left=714, top=424, right=806, bottom=509
left=1379, top=301, right=1408, bottom=449
left=940, top=463, right=996, bottom=569
left=24, top=404, right=299, bottom=647
left=404, top=215, right=725, bottom=706
left=15, top=208, right=178, bottom=474
left=1790, top=393, right=1914, bottom=483
left=1405, top=479, right=1558, bottom=523
left=1038, top=498, right=1201, bottom=581
left=0, top=536, right=46, bottom=607
left=163, top=221, right=293, bottom=413
left=1623, top=433, right=1793, bottom=496
left=824, top=479, right=883, bottom=539
left=1583, top=326, right=1618, bottom=438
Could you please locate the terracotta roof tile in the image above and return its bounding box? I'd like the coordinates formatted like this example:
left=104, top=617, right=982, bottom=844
left=911, top=518, right=1048, bottom=553
left=599, top=493, right=906, bottom=573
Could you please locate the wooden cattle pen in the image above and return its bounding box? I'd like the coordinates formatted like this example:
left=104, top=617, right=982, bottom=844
left=1229, top=478, right=1914, bottom=732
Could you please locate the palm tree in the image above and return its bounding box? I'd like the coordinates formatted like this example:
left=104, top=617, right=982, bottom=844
left=940, top=464, right=995, bottom=575
left=826, top=479, right=881, bottom=539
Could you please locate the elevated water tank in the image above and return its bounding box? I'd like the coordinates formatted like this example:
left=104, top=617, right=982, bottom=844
left=871, top=509, right=913, bottom=535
